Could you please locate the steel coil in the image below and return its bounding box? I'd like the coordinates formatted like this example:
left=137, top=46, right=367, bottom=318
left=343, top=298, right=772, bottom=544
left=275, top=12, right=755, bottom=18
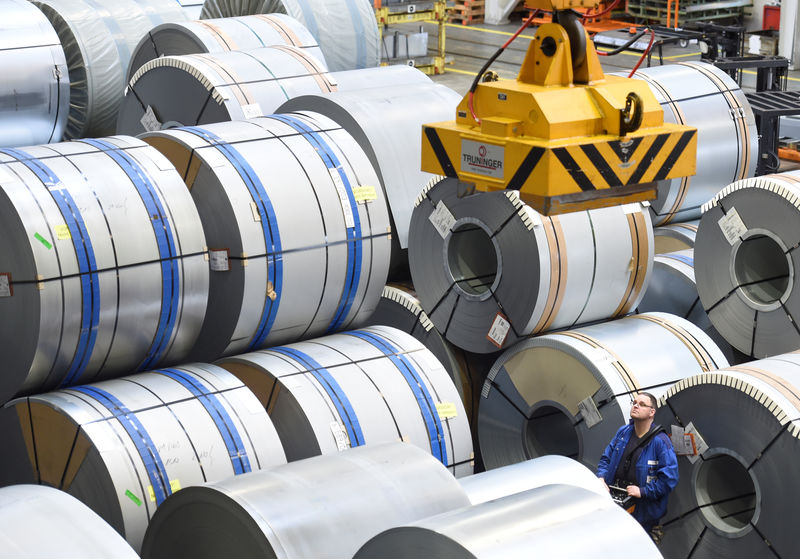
left=0, top=0, right=70, bottom=147
left=654, top=220, right=698, bottom=254
left=141, top=115, right=390, bottom=361
left=0, top=485, right=139, bottom=558
left=0, top=364, right=286, bottom=551
left=199, top=0, right=380, bottom=71
left=459, top=455, right=608, bottom=505
left=218, top=325, right=474, bottom=476
left=478, top=312, right=729, bottom=471
left=409, top=177, right=654, bottom=354
left=278, top=82, right=461, bottom=259
left=695, top=171, right=800, bottom=358
left=656, top=353, right=800, bottom=558
left=0, top=137, right=208, bottom=403
left=140, top=442, right=471, bottom=559
left=638, top=250, right=739, bottom=364
left=177, top=0, right=203, bottom=18
left=354, top=484, right=661, bottom=559
left=619, top=62, right=757, bottom=226
left=128, top=14, right=326, bottom=80
left=31, top=0, right=188, bottom=138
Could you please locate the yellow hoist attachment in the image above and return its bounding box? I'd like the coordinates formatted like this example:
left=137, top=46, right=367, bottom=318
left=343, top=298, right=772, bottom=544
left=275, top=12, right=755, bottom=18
left=421, top=12, right=697, bottom=215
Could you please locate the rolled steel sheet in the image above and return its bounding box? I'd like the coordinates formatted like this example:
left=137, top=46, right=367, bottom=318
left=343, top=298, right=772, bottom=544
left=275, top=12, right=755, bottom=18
left=278, top=82, right=460, bottom=254
left=408, top=177, right=654, bottom=354
left=140, top=442, right=471, bottom=559
left=354, top=484, right=660, bottom=559
left=128, top=14, right=326, bottom=80
left=0, top=485, right=140, bottom=558
left=0, top=365, right=286, bottom=551
left=177, top=0, right=203, bottom=18
left=695, top=171, right=800, bottom=358
left=199, top=0, right=380, bottom=71
left=619, top=62, right=757, bottom=226
left=638, top=250, right=740, bottom=364
left=655, top=353, right=800, bottom=558
left=0, top=0, right=69, bottom=147
left=654, top=219, right=698, bottom=254
left=363, top=284, right=495, bottom=432
left=141, top=115, right=390, bottom=361
left=478, top=312, right=729, bottom=471
left=459, top=455, right=608, bottom=505
left=31, top=0, right=188, bottom=138
left=0, top=137, right=208, bottom=403
left=218, top=325, right=474, bottom=477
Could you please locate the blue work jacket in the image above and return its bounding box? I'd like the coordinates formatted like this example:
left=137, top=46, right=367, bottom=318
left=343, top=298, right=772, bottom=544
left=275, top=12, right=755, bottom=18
left=596, top=421, right=679, bottom=526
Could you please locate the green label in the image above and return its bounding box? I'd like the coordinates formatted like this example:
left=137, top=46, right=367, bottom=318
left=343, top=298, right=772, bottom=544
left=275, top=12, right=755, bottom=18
left=125, top=489, right=142, bottom=507
left=34, top=233, right=52, bottom=250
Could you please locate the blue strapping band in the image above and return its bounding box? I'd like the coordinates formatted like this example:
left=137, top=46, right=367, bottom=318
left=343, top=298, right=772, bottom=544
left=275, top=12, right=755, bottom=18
left=343, top=330, right=448, bottom=465
left=80, top=139, right=179, bottom=370
left=71, top=385, right=171, bottom=505
left=293, top=0, right=320, bottom=44
left=271, top=345, right=364, bottom=447
left=156, top=368, right=251, bottom=475
left=661, top=252, right=694, bottom=268
left=1, top=149, right=100, bottom=387
left=342, top=0, right=367, bottom=67
left=268, top=114, right=362, bottom=333
left=180, top=126, right=283, bottom=350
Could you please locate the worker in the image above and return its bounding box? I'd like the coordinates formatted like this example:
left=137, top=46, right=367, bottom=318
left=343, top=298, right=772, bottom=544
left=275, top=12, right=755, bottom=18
left=596, top=392, right=678, bottom=542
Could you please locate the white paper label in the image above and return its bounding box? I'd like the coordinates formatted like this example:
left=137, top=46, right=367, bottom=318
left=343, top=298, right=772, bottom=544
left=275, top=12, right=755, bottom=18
left=718, top=207, right=747, bottom=245
left=0, top=274, right=10, bottom=297
left=486, top=313, right=511, bottom=348
left=330, top=421, right=350, bottom=451
left=209, top=249, right=230, bottom=272
left=241, top=103, right=263, bottom=119
left=684, top=422, right=709, bottom=464
left=461, top=139, right=505, bottom=179
left=429, top=200, right=456, bottom=239
left=140, top=105, right=161, bottom=132
left=330, top=169, right=355, bottom=229
left=670, top=425, right=696, bottom=455
left=578, top=396, right=602, bottom=428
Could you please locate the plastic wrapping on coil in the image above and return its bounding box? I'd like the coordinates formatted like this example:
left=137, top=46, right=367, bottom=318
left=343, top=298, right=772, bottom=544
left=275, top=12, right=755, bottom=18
left=31, top=0, right=188, bottom=138
left=656, top=353, right=800, bottom=558
left=128, top=14, right=326, bottom=80
left=695, top=171, right=800, bottom=358
left=409, top=177, right=654, bottom=354
left=199, top=0, right=380, bottom=71
left=0, top=485, right=140, bottom=559
left=0, top=365, right=286, bottom=551
left=140, top=443, right=471, bottom=559
left=278, top=82, right=461, bottom=265
left=654, top=219, right=698, bottom=254
left=619, top=62, right=757, bottom=226
left=142, top=114, right=391, bottom=361
left=0, top=0, right=70, bottom=147
left=0, top=137, right=208, bottom=404
left=354, top=485, right=661, bottom=559
left=218, top=325, right=474, bottom=477
left=478, top=312, right=729, bottom=471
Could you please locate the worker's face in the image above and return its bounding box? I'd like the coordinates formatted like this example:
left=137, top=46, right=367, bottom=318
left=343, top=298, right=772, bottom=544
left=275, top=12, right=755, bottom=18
left=630, top=396, right=655, bottom=420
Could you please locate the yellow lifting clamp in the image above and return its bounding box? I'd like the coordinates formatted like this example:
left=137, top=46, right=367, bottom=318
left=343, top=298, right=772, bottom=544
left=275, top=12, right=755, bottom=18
left=421, top=2, right=698, bottom=215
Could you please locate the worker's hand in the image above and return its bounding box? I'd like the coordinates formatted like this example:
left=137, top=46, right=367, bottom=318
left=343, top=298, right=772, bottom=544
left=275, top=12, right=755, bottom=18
left=600, top=478, right=609, bottom=492
left=626, top=485, right=642, bottom=498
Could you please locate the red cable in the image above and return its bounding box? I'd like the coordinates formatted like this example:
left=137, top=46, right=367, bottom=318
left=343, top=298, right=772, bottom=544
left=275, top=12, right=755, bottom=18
left=627, top=28, right=655, bottom=77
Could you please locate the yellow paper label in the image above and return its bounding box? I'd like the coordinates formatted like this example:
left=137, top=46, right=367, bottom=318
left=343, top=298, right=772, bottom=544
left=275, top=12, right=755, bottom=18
left=436, top=402, right=458, bottom=419
left=148, top=479, right=182, bottom=502
left=55, top=224, right=71, bottom=240
left=352, top=185, right=378, bottom=203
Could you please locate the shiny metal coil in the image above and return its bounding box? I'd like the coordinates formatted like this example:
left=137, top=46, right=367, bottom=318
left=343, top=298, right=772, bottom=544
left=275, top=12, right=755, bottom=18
left=199, top=0, right=380, bottom=71
left=0, top=364, right=286, bottom=551
left=142, top=115, right=390, bottom=361
left=219, top=325, right=474, bottom=477
left=409, top=177, right=654, bottom=354
left=654, top=219, right=698, bottom=254
left=0, top=137, right=208, bottom=403
left=478, top=312, right=729, bottom=471
left=0, top=0, right=69, bottom=147
left=140, top=442, right=471, bottom=559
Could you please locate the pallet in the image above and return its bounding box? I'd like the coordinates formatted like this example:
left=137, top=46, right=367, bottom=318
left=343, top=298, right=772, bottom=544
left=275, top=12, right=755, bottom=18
left=450, top=0, right=485, bottom=25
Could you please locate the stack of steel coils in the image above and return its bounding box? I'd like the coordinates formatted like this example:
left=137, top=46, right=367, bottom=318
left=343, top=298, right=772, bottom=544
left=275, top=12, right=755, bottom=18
left=654, top=220, right=698, bottom=254
left=0, top=0, right=70, bottom=147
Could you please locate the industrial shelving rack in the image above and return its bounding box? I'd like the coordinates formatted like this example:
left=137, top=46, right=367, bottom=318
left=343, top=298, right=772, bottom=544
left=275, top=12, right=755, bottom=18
left=374, top=0, right=449, bottom=74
